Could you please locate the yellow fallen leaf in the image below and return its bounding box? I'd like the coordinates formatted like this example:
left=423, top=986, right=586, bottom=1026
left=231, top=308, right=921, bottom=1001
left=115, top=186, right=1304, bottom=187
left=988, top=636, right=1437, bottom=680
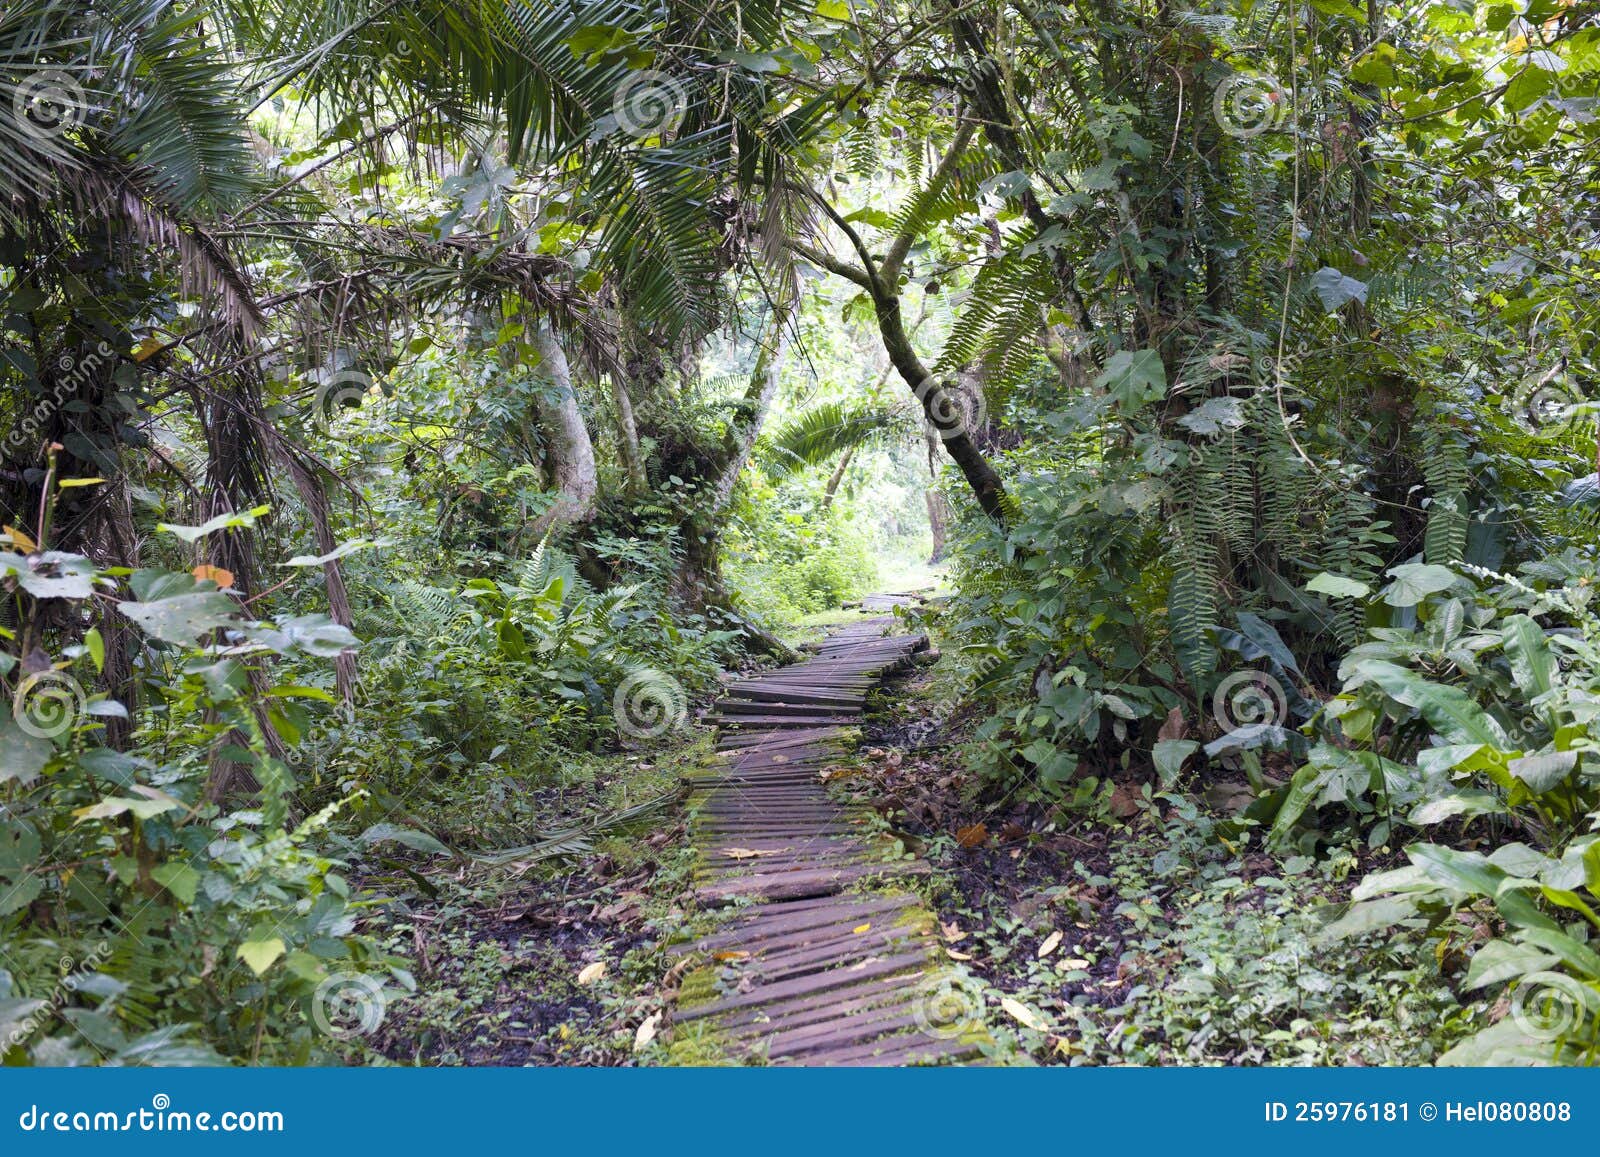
left=1000, top=996, right=1049, bottom=1032
left=712, top=950, right=749, bottom=962
left=1037, top=930, right=1063, bottom=958
left=944, top=947, right=974, bottom=961
left=576, top=961, right=606, bottom=985
left=940, top=922, right=967, bottom=943
left=1059, top=957, right=1091, bottom=970
left=720, top=847, right=777, bottom=859
left=634, top=1010, right=663, bottom=1051
left=4, top=525, right=37, bottom=552
left=852, top=923, right=872, bottom=934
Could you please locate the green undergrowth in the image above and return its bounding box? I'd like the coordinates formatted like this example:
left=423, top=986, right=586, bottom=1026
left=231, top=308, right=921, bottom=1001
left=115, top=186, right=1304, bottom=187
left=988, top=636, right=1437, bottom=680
left=348, top=730, right=715, bottom=1065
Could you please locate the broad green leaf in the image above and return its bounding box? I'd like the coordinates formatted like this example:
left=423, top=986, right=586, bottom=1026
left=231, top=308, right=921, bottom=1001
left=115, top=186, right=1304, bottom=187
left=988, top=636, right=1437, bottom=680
left=1094, top=349, right=1167, bottom=411
left=1410, top=791, right=1504, bottom=825
left=281, top=538, right=391, bottom=568
left=1539, top=886, right=1600, bottom=929
left=151, top=862, right=200, bottom=905
left=0, top=716, right=52, bottom=786
left=1502, top=614, right=1556, bottom=699
left=1309, top=266, right=1368, bottom=311
left=84, top=627, right=104, bottom=673
left=236, top=937, right=286, bottom=976
left=1463, top=939, right=1559, bottom=990
left=1408, top=844, right=1556, bottom=931
left=1175, top=397, right=1246, bottom=436
left=156, top=505, right=270, bottom=543
left=1319, top=896, right=1418, bottom=941
left=0, top=551, right=95, bottom=600
left=1152, top=739, right=1199, bottom=786
left=1351, top=660, right=1509, bottom=747
left=0, top=873, right=44, bottom=917
left=360, top=823, right=453, bottom=857
left=1305, top=572, right=1371, bottom=598
left=1380, top=563, right=1462, bottom=607
left=117, top=591, right=241, bottom=646
left=1509, top=749, right=1576, bottom=794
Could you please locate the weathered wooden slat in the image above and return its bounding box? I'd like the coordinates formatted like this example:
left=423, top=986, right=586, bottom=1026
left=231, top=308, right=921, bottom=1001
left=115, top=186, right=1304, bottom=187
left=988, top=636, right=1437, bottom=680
left=670, top=613, right=985, bottom=1066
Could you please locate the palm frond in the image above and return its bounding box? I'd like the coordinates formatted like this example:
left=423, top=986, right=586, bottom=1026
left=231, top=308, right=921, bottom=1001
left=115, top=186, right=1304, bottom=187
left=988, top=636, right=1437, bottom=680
left=759, top=400, right=903, bottom=481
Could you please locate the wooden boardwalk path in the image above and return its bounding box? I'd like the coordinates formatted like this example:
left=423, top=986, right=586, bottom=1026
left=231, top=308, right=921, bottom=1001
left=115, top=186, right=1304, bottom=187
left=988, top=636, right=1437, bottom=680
left=670, top=615, right=989, bottom=1066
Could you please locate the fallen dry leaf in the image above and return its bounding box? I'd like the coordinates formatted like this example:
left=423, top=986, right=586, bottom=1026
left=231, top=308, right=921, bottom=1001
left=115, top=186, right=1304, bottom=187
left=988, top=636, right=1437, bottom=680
left=634, top=1010, right=663, bottom=1051
left=1037, top=930, right=1063, bottom=958
left=940, top=922, right=967, bottom=943
left=576, top=961, right=606, bottom=986
left=1000, top=995, right=1049, bottom=1032
left=720, top=847, right=778, bottom=860
left=4, top=525, right=37, bottom=553
left=712, top=950, right=750, bottom=962
left=852, top=923, right=871, bottom=934
left=944, top=947, right=974, bottom=961
left=956, top=822, right=989, bottom=848
left=1157, top=705, right=1187, bottom=742
left=1059, top=957, right=1091, bottom=970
